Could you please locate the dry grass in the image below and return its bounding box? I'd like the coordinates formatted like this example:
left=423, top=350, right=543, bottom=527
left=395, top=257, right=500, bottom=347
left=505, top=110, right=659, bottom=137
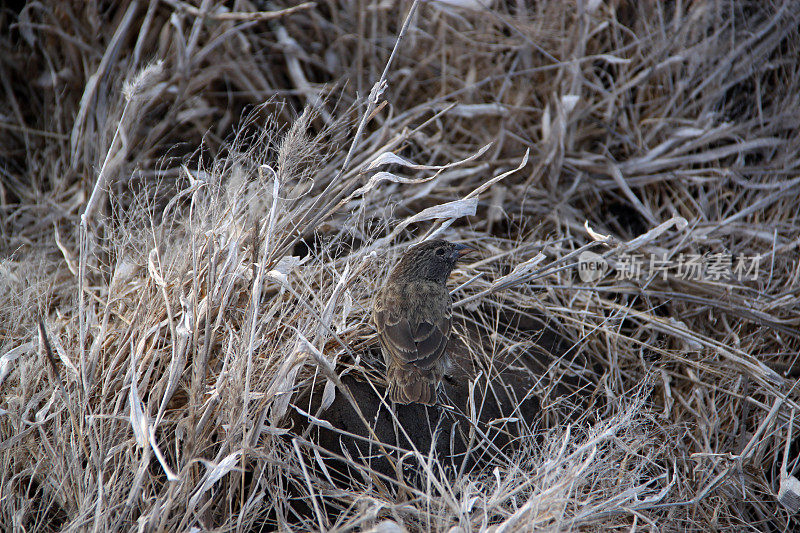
left=2, top=0, right=800, bottom=530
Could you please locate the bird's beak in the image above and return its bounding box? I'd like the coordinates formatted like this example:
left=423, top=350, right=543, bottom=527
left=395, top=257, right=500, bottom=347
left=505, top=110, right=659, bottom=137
left=452, top=244, right=474, bottom=261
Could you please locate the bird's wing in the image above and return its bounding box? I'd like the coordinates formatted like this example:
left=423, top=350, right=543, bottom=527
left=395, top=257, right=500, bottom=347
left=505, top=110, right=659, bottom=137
left=375, top=307, right=418, bottom=363
left=376, top=307, right=450, bottom=370
left=409, top=316, right=450, bottom=368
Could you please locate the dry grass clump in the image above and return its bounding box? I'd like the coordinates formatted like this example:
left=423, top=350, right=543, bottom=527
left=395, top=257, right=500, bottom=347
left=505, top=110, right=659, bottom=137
left=2, top=0, right=800, bottom=530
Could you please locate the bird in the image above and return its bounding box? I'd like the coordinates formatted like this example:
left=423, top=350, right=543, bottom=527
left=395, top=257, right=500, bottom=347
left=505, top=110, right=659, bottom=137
left=372, top=239, right=473, bottom=405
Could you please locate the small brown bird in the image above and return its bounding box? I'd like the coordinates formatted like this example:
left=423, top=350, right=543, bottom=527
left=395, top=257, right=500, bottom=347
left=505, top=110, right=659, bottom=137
left=373, top=239, right=472, bottom=405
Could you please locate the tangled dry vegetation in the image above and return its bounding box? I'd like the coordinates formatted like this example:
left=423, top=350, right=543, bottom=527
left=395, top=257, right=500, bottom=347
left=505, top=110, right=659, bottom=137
left=2, top=1, right=800, bottom=531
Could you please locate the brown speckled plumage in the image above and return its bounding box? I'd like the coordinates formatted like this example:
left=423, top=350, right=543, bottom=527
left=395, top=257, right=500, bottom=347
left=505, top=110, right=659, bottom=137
left=373, top=240, right=472, bottom=405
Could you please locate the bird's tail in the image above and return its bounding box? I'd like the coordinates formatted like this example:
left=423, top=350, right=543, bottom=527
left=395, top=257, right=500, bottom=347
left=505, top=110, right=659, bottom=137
left=387, top=366, right=437, bottom=405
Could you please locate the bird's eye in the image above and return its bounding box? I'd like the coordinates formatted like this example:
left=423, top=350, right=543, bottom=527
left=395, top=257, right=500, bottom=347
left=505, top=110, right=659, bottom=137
left=435, top=248, right=446, bottom=256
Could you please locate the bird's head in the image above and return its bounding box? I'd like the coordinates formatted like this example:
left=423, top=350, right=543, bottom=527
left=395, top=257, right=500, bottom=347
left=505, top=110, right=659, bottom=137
left=392, top=239, right=473, bottom=284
